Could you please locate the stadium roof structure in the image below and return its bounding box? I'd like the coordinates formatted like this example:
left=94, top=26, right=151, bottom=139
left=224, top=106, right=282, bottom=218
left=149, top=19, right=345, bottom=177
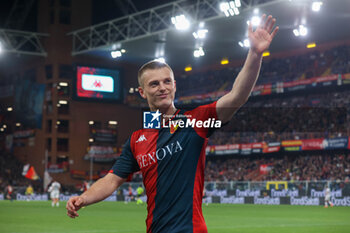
left=0, top=0, right=349, bottom=69
left=70, top=0, right=350, bottom=69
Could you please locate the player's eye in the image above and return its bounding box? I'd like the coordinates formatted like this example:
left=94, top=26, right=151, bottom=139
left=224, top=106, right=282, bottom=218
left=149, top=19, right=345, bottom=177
left=150, top=81, right=158, bottom=87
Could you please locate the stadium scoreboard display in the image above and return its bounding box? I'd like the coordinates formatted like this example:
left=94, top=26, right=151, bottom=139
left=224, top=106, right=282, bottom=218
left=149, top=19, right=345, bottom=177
left=75, top=66, right=122, bottom=101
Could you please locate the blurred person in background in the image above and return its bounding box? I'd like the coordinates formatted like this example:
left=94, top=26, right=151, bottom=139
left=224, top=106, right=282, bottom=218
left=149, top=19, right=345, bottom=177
left=136, top=185, right=144, bottom=205
left=324, top=185, right=334, bottom=208
left=48, top=180, right=61, bottom=207
left=25, top=184, right=34, bottom=201
left=5, top=184, right=14, bottom=201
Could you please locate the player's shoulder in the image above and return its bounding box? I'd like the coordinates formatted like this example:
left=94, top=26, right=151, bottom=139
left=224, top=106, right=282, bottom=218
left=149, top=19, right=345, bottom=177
left=130, top=128, right=159, bottom=142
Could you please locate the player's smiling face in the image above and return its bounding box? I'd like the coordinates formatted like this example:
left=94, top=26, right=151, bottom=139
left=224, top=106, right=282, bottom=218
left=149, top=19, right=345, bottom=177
left=139, top=67, right=176, bottom=111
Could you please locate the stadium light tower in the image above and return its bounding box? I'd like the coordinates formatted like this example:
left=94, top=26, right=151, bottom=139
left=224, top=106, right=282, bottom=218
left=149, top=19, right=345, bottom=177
left=311, top=1, right=323, bottom=12
left=171, top=14, right=190, bottom=30
left=219, top=1, right=241, bottom=17
left=293, top=25, right=308, bottom=37
left=193, top=47, right=205, bottom=57
left=238, top=38, right=250, bottom=48
left=193, top=23, right=208, bottom=40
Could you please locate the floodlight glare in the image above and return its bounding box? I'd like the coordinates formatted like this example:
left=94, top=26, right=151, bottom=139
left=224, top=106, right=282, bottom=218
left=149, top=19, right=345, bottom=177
left=243, top=39, right=250, bottom=47
left=235, top=0, right=241, bottom=8
left=0, top=42, right=2, bottom=54
left=111, top=50, right=122, bottom=58
left=251, top=16, right=261, bottom=26
left=312, top=1, right=323, bottom=12
left=293, top=29, right=300, bottom=37
left=171, top=14, right=190, bottom=30
left=193, top=29, right=208, bottom=39
left=193, top=47, right=205, bottom=58
left=238, top=39, right=250, bottom=48
left=300, top=25, right=308, bottom=36
left=220, top=1, right=241, bottom=17
left=293, top=25, right=307, bottom=37
left=253, top=8, right=259, bottom=14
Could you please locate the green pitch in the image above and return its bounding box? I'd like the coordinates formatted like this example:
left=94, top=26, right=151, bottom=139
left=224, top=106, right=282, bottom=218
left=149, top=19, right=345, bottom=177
left=0, top=201, right=349, bottom=233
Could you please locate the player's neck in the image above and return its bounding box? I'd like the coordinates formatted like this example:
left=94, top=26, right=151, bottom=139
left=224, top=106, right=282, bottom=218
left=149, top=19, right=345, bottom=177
left=150, top=104, right=177, bottom=121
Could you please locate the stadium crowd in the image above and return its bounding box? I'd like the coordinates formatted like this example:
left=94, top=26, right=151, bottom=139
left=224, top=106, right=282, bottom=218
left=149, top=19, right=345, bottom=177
left=209, top=90, right=350, bottom=145
left=176, top=45, right=350, bottom=97
left=205, top=153, right=350, bottom=182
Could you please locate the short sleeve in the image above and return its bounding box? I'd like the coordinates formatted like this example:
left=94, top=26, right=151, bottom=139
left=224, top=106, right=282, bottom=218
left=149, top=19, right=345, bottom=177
left=109, top=138, right=140, bottom=179
left=184, top=101, right=220, bottom=138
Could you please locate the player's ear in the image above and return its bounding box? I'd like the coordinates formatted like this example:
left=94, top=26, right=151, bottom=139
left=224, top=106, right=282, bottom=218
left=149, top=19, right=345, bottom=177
left=138, top=87, right=147, bottom=99
left=173, top=80, right=176, bottom=93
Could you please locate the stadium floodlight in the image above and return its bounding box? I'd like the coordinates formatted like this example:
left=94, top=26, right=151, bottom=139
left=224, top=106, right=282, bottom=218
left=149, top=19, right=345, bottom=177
left=111, top=50, right=122, bottom=58
left=109, top=121, right=118, bottom=125
left=312, top=1, right=323, bottom=12
left=89, top=138, right=94, bottom=142
left=193, top=29, right=208, bottom=39
left=235, top=0, right=241, bottom=8
left=58, top=100, right=68, bottom=104
left=7, top=107, right=13, bottom=112
left=16, top=123, right=21, bottom=127
left=219, top=1, right=241, bottom=17
left=239, top=39, right=250, bottom=48
left=57, top=121, right=61, bottom=125
left=243, top=39, right=250, bottom=47
left=155, top=57, right=166, bottom=63
left=251, top=16, right=261, bottom=26
left=293, top=25, right=308, bottom=37
left=88, top=121, right=94, bottom=125
left=171, top=14, right=190, bottom=30
left=3, top=124, right=7, bottom=128
left=253, top=8, right=259, bottom=14
left=0, top=128, right=4, bottom=132
left=193, top=47, right=205, bottom=58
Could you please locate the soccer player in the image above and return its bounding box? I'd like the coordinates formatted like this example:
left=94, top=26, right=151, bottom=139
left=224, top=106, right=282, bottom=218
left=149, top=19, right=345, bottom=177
left=324, top=186, right=334, bottom=208
left=136, top=185, right=144, bottom=205
left=48, top=180, right=61, bottom=207
left=25, top=184, right=34, bottom=201
left=124, top=184, right=134, bottom=204
left=5, top=184, right=14, bottom=201
left=67, top=14, right=278, bottom=232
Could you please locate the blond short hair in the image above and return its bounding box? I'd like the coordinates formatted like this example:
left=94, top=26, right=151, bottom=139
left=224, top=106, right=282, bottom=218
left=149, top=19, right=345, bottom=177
left=138, top=60, right=174, bottom=87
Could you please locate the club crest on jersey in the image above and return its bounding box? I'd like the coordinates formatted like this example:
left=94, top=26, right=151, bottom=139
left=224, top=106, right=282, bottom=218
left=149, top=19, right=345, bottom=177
left=170, top=120, right=180, bottom=134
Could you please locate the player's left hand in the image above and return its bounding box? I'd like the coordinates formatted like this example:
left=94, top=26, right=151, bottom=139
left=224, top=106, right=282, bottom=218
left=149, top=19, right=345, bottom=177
left=248, top=14, right=279, bottom=55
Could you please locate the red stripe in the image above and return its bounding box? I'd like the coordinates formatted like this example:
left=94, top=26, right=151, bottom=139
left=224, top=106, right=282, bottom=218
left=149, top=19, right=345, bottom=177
left=192, top=141, right=208, bottom=233
left=132, top=129, right=159, bottom=233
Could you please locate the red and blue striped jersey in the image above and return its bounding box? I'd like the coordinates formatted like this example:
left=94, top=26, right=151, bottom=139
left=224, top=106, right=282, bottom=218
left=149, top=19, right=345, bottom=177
left=110, top=101, right=219, bottom=233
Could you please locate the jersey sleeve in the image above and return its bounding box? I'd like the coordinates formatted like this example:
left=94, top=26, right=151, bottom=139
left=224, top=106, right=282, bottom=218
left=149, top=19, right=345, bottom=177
left=184, top=101, right=220, bottom=138
left=109, top=137, right=140, bottom=179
